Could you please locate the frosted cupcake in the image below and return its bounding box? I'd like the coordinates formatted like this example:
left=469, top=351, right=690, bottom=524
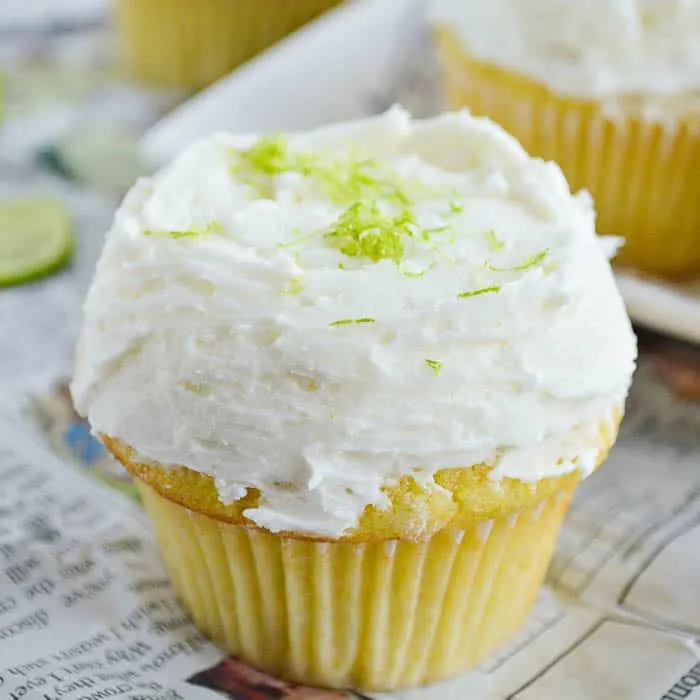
left=432, top=0, right=700, bottom=278
left=113, top=0, right=345, bottom=90
left=71, top=107, right=636, bottom=690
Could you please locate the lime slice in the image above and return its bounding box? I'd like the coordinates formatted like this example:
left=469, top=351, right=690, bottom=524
left=0, top=196, right=75, bottom=286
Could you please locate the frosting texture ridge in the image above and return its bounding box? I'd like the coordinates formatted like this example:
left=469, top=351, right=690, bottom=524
left=71, top=108, right=636, bottom=536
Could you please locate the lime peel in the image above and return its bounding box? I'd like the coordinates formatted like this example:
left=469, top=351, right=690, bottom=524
left=144, top=221, right=222, bottom=239
left=232, top=136, right=411, bottom=207
left=324, top=201, right=417, bottom=265
left=329, top=318, right=376, bottom=327
left=424, top=359, right=442, bottom=376
left=486, top=229, right=505, bottom=251
left=457, top=286, right=501, bottom=299
left=486, top=250, right=548, bottom=272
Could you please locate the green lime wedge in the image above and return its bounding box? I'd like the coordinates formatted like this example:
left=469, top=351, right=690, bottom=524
left=0, top=196, right=75, bottom=287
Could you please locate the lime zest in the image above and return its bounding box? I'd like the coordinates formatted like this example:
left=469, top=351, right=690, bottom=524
left=278, top=230, right=318, bottom=249
left=144, top=221, right=222, bottom=239
left=233, top=135, right=316, bottom=177
left=423, top=225, right=449, bottom=235
left=424, top=359, right=442, bottom=376
left=486, top=249, right=548, bottom=273
left=400, top=268, right=426, bottom=278
left=449, top=201, right=464, bottom=214
left=321, top=158, right=411, bottom=207
left=486, top=229, right=505, bottom=251
left=282, top=275, right=304, bottom=295
left=324, top=201, right=417, bottom=264
left=329, top=318, right=376, bottom=327
left=232, top=137, right=412, bottom=207
left=457, top=286, right=501, bottom=299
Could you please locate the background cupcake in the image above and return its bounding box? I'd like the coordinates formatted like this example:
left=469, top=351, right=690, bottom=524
left=71, top=108, right=636, bottom=690
left=432, top=0, right=700, bottom=279
left=113, top=0, right=346, bottom=90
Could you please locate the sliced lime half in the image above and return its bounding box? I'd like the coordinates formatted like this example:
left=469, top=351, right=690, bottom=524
left=0, top=196, right=75, bottom=287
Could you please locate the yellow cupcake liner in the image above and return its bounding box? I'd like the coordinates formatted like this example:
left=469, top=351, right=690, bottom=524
left=137, top=480, right=573, bottom=691
left=435, top=27, right=700, bottom=279
left=113, top=0, right=345, bottom=90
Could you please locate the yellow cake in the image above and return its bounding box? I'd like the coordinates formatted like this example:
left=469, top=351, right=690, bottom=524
left=71, top=108, right=637, bottom=690
left=113, top=0, right=345, bottom=90
left=432, top=1, right=700, bottom=279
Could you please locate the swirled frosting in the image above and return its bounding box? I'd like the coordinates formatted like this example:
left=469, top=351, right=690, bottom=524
left=71, top=108, right=636, bottom=537
left=431, top=0, right=700, bottom=106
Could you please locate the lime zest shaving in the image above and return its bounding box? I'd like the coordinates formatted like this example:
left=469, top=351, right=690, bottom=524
left=329, top=318, right=376, bottom=327
left=423, top=225, right=449, bottom=235
left=486, top=249, right=548, bottom=273
left=486, top=229, right=505, bottom=251
left=400, top=268, right=426, bottom=278
left=337, top=262, right=346, bottom=270
left=282, top=276, right=304, bottom=295
left=278, top=230, right=318, bottom=249
left=449, top=201, right=464, bottom=214
left=324, top=201, right=417, bottom=264
left=234, top=135, right=315, bottom=177
left=321, top=158, right=411, bottom=208
left=144, top=221, right=222, bottom=239
left=232, top=137, right=412, bottom=207
left=424, top=359, right=442, bottom=376
left=457, top=286, right=501, bottom=299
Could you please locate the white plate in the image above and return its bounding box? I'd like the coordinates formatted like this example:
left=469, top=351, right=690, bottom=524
left=615, top=270, right=700, bottom=345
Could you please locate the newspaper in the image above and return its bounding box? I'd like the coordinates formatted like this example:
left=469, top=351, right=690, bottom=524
left=4, top=5, right=700, bottom=699
left=0, top=345, right=696, bottom=700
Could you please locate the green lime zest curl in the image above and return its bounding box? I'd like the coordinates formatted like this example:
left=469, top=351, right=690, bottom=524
left=423, top=225, right=449, bottom=235
left=457, top=286, right=501, bottom=299
left=321, top=158, right=411, bottom=208
left=400, top=268, right=426, bottom=278
left=324, top=201, right=417, bottom=265
left=282, top=276, right=304, bottom=295
left=234, top=135, right=315, bottom=177
left=424, top=359, right=442, bottom=376
left=232, top=137, right=412, bottom=207
left=329, top=318, right=376, bottom=327
left=486, top=229, right=505, bottom=251
left=486, top=250, right=548, bottom=272
left=143, top=221, right=222, bottom=239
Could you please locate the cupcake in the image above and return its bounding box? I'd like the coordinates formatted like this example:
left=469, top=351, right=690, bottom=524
left=112, top=0, right=345, bottom=90
left=432, top=1, right=700, bottom=279
left=71, top=107, right=636, bottom=690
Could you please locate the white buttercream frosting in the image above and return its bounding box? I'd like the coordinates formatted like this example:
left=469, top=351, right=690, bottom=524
left=71, top=108, right=637, bottom=537
left=431, top=0, right=700, bottom=105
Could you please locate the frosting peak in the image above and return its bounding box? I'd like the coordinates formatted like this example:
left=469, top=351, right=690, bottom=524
left=71, top=108, right=637, bottom=537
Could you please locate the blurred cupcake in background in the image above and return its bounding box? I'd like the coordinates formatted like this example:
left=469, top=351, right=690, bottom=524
left=113, top=0, right=346, bottom=91
left=432, top=0, right=700, bottom=279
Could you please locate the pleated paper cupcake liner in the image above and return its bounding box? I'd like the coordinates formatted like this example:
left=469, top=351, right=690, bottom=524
left=113, top=0, right=345, bottom=90
left=137, top=480, right=573, bottom=691
left=435, top=28, right=700, bottom=279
